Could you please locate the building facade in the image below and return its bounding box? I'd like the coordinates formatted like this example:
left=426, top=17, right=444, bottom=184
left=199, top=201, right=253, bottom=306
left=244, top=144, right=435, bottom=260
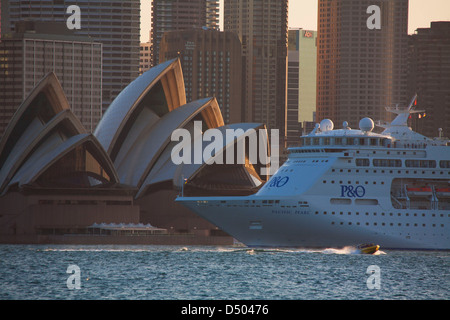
left=224, top=0, right=288, bottom=146
left=316, top=0, right=409, bottom=129
left=0, top=22, right=102, bottom=135
left=287, top=28, right=317, bottom=146
left=298, top=29, right=317, bottom=131
left=159, top=29, right=243, bottom=124
left=287, top=30, right=300, bottom=146
left=140, top=41, right=152, bottom=75
left=408, top=22, right=450, bottom=139
left=150, top=0, right=219, bottom=67
left=0, top=0, right=2, bottom=40
left=1, top=0, right=140, bottom=114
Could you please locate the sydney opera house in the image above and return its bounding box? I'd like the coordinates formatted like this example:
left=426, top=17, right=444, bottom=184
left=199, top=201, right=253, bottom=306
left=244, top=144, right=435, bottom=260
left=0, top=58, right=270, bottom=244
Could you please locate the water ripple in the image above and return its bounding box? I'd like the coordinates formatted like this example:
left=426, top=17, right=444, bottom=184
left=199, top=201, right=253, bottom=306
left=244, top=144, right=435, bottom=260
left=0, top=245, right=448, bottom=300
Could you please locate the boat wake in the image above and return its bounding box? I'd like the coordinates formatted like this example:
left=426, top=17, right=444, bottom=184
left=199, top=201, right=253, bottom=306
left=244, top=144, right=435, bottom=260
left=322, top=246, right=386, bottom=255
left=234, top=246, right=388, bottom=255
left=38, top=245, right=386, bottom=255
left=322, top=246, right=360, bottom=255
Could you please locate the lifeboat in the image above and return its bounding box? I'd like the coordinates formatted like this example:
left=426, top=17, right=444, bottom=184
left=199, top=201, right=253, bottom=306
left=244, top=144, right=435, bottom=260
left=406, top=187, right=433, bottom=197
left=357, top=243, right=380, bottom=254
left=435, top=188, right=450, bottom=197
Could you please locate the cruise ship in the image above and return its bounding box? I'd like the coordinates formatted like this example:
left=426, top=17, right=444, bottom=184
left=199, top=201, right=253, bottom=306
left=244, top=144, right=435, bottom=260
left=176, top=97, right=450, bottom=250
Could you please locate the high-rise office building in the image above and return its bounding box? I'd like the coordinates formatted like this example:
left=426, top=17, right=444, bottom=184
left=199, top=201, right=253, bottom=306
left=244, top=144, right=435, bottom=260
left=317, top=0, right=409, bottom=129
left=159, top=29, right=242, bottom=124
left=287, top=30, right=300, bottom=146
left=0, top=21, right=102, bottom=135
left=0, top=1, right=2, bottom=40
left=150, top=0, right=219, bottom=67
left=224, top=0, right=288, bottom=146
left=1, top=0, right=140, bottom=114
left=287, top=28, right=317, bottom=146
left=298, top=29, right=317, bottom=128
left=140, top=41, right=152, bottom=75
left=408, top=22, right=450, bottom=139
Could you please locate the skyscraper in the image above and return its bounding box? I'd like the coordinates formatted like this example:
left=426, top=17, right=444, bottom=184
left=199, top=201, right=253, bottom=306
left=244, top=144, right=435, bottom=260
left=317, top=0, right=409, bottom=129
left=408, top=22, right=450, bottom=139
left=150, top=0, right=219, bottom=67
left=0, top=0, right=2, bottom=40
left=159, top=29, right=243, bottom=124
left=287, top=28, right=317, bottom=146
left=224, top=0, right=288, bottom=146
left=140, top=41, right=152, bottom=75
left=0, top=21, right=102, bottom=135
left=1, top=0, right=140, bottom=114
left=298, top=29, right=317, bottom=128
left=287, top=29, right=300, bottom=146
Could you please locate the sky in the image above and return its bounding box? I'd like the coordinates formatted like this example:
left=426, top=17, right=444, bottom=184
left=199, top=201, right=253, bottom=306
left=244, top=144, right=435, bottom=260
left=140, top=0, right=450, bottom=42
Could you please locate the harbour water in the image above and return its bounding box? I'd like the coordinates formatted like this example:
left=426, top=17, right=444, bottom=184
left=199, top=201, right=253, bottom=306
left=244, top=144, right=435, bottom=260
left=0, top=244, right=448, bottom=300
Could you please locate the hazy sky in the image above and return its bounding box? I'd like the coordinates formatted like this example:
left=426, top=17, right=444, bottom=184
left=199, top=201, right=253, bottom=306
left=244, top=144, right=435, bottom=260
left=140, top=0, right=450, bottom=42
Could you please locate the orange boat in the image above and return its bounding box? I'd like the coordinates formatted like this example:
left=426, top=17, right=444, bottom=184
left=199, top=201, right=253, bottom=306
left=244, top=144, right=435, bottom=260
left=357, top=243, right=380, bottom=254
left=406, top=187, right=432, bottom=196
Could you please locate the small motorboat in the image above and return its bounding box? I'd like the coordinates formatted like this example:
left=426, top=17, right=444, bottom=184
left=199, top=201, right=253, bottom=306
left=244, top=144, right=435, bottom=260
left=357, top=243, right=380, bottom=254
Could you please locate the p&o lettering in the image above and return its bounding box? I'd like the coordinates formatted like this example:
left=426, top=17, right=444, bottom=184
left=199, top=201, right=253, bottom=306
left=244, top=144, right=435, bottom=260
left=340, top=185, right=366, bottom=198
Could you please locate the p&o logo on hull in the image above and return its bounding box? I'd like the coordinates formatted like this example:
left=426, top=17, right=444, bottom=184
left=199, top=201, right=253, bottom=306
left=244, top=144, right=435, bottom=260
left=340, top=185, right=366, bottom=198
left=269, top=176, right=289, bottom=188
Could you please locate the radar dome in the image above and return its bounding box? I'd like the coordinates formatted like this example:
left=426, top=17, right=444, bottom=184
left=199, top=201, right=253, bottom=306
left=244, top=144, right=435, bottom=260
left=359, top=117, right=374, bottom=132
left=320, top=119, right=334, bottom=132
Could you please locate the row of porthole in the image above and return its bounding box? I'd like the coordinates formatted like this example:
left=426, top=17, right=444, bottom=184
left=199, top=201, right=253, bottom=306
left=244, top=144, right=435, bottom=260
left=330, top=221, right=445, bottom=227
left=332, top=168, right=449, bottom=175
left=322, top=180, right=385, bottom=185
left=315, top=211, right=448, bottom=217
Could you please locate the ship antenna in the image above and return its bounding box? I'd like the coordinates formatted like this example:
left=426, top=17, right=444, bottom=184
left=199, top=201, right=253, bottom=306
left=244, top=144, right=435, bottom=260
left=387, top=94, right=423, bottom=127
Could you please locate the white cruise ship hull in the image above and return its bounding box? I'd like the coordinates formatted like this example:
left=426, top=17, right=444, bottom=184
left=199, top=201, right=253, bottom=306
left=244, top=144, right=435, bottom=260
left=177, top=195, right=449, bottom=250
